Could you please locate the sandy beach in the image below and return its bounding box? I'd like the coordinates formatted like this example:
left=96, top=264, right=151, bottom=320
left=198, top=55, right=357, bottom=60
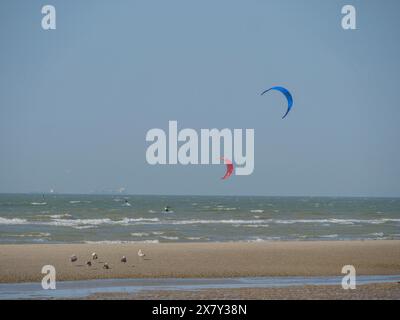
left=85, top=283, right=400, bottom=300
left=0, top=240, right=399, bottom=283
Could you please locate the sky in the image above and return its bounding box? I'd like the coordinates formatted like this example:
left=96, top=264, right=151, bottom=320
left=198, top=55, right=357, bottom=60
left=0, top=0, right=399, bottom=197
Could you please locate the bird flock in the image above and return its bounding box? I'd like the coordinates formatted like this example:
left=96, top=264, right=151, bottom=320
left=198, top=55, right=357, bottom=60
left=70, top=249, right=146, bottom=270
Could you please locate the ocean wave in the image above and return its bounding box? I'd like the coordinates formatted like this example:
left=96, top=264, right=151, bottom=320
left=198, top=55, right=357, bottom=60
left=31, top=238, right=47, bottom=242
left=160, top=236, right=179, bottom=240
left=160, top=218, right=400, bottom=225
left=69, top=200, right=92, bottom=204
left=0, top=217, right=28, bottom=225
left=272, top=218, right=400, bottom=225
left=7, top=232, right=51, bottom=238
left=84, top=240, right=159, bottom=244
left=169, top=219, right=229, bottom=226
left=48, top=218, right=113, bottom=227
left=31, top=202, right=47, bottom=206
left=250, top=210, right=264, bottom=213
left=47, top=217, right=400, bottom=227
left=130, top=232, right=150, bottom=237
left=1, top=215, right=398, bottom=228
left=167, top=219, right=267, bottom=225
left=368, top=232, right=384, bottom=237
left=0, top=217, right=161, bottom=228
left=233, top=224, right=269, bottom=228
left=49, top=213, right=73, bottom=219
left=47, top=217, right=160, bottom=228
left=246, top=237, right=282, bottom=242
left=117, top=217, right=160, bottom=224
left=74, top=226, right=97, bottom=230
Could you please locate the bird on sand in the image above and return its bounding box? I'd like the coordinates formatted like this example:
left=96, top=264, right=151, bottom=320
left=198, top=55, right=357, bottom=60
left=92, top=252, right=98, bottom=260
left=121, top=256, right=127, bottom=263
left=103, top=263, right=109, bottom=269
left=70, top=254, right=77, bottom=263
left=86, top=261, right=92, bottom=267
left=138, top=249, right=145, bottom=258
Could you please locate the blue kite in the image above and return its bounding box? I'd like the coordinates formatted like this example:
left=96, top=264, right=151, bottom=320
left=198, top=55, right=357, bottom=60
left=261, top=86, right=293, bottom=119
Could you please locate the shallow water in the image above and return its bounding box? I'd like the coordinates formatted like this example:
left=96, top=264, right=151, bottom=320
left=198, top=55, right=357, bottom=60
left=0, top=194, right=399, bottom=243
left=0, top=275, right=399, bottom=299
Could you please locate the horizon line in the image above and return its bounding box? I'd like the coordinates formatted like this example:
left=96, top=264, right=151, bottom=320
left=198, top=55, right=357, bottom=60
left=0, top=192, right=399, bottom=199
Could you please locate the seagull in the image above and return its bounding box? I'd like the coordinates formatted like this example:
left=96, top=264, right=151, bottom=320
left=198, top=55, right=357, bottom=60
left=121, top=256, right=127, bottom=263
left=92, top=252, right=98, bottom=260
left=70, top=254, right=77, bottom=263
left=138, top=249, right=145, bottom=258
left=103, top=263, right=109, bottom=269
left=86, top=261, right=92, bottom=267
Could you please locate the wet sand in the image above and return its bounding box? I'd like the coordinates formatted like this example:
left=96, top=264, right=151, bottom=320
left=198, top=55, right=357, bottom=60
left=0, top=240, right=399, bottom=283
left=85, top=283, right=400, bottom=300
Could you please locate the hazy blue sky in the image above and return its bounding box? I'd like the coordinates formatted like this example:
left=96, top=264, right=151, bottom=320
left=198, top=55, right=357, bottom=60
left=0, top=0, right=399, bottom=196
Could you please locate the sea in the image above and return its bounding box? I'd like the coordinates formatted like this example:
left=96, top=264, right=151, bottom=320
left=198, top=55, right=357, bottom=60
left=0, top=194, right=399, bottom=244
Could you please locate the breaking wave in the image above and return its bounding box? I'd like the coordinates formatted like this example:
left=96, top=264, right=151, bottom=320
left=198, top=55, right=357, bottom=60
left=84, top=240, right=159, bottom=244
left=1, top=216, right=399, bottom=228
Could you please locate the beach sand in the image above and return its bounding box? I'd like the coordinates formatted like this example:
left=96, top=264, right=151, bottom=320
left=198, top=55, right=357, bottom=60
left=85, top=283, right=400, bottom=300
left=0, top=240, right=399, bottom=283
